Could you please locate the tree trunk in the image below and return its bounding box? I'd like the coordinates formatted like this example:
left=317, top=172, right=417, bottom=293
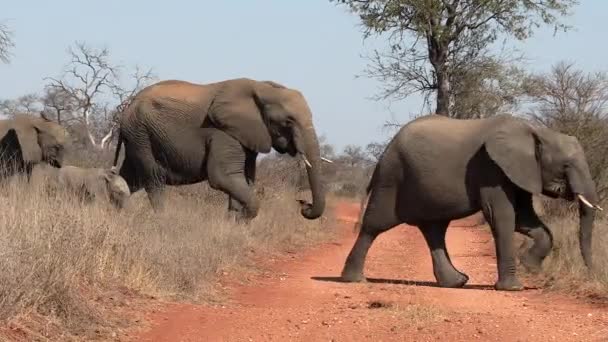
left=435, top=64, right=450, bottom=116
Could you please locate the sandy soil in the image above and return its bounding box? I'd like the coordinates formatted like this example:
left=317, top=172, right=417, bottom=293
left=129, top=202, right=608, bottom=342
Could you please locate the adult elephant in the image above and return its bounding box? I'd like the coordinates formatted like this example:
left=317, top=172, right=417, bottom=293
left=112, top=78, right=326, bottom=220
left=340, top=114, right=602, bottom=291
left=0, top=113, right=67, bottom=181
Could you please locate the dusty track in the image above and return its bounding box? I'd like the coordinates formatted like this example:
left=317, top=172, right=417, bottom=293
left=131, top=202, right=608, bottom=342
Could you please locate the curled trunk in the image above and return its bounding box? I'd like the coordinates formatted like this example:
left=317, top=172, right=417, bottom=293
left=299, top=126, right=325, bottom=220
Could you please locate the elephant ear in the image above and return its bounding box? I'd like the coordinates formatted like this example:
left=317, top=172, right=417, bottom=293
left=207, top=80, right=273, bottom=153
left=0, top=128, right=24, bottom=165
left=12, top=126, right=43, bottom=164
left=484, top=120, right=543, bottom=194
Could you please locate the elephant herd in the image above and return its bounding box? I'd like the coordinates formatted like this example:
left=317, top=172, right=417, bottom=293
left=0, top=77, right=603, bottom=292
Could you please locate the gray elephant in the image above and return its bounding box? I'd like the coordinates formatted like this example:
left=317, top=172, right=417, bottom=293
left=0, top=113, right=67, bottom=181
left=341, top=114, right=602, bottom=291
left=112, top=78, right=326, bottom=220
left=45, top=165, right=130, bottom=209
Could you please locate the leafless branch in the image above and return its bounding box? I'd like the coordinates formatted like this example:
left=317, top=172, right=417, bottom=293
left=43, top=41, right=156, bottom=150
left=0, top=21, right=15, bottom=64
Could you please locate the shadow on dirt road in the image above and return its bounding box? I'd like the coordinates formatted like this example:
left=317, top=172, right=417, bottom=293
left=131, top=201, right=608, bottom=342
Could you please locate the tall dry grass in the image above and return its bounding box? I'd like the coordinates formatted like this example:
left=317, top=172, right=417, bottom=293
left=518, top=197, right=608, bottom=298
left=0, top=167, right=333, bottom=339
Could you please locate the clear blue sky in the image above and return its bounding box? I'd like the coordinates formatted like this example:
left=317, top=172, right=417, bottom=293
left=1, top=1, right=606, bottom=151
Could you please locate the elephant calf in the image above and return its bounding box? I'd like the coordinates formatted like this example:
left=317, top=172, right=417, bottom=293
left=45, top=165, right=131, bottom=209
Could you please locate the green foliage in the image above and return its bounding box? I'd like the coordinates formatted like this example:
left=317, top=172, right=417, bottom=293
left=331, top=0, right=579, bottom=117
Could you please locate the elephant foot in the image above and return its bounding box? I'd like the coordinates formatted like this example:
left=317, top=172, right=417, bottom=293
left=340, top=268, right=366, bottom=283
left=437, top=271, right=469, bottom=288
left=494, top=277, right=524, bottom=291
left=519, top=252, right=543, bottom=274
left=225, top=209, right=255, bottom=224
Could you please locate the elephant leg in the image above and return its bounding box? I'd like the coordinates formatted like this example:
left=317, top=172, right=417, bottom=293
left=480, top=186, right=523, bottom=291
left=515, top=192, right=553, bottom=273
left=208, top=136, right=258, bottom=220
left=341, top=187, right=401, bottom=282
left=145, top=184, right=166, bottom=212
left=24, top=163, right=33, bottom=183
left=227, top=151, right=257, bottom=215
left=143, top=165, right=167, bottom=212
left=228, top=196, right=244, bottom=213
left=119, top=158, right=143, bottom=195
left=418, top=221, right=469, bottom=288
left=215, top=174, right=258, bottom=220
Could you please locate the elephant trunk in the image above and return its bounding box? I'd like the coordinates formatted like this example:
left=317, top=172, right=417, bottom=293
left=566, top=163, right=601, bottom=270
left=298, top=125, right=325, bottom=220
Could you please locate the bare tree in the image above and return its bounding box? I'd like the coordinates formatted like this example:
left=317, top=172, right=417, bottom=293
left=0, top=21, right=14, bottom=64
left=44, top=41, right=156, bottom=149
left=102, top=66, right=156, bottom=148
left=365, top=141, right=387, bottom=162
left=0, top=93, right=42, bottom=116
left=332, top=0, right=578, bottom=117
left=340, top=144, right=371, bottom=167
left=526, top=61, right=608, bottom=126
left=41, top=87, right=78, bottom=125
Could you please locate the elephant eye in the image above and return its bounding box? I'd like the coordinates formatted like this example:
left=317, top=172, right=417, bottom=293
left=561, top=163, right=571, bottom=176
left=284, top=117, right=296, bottom=127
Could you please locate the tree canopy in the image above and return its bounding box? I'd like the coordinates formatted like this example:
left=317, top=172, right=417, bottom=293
left=332, top=0, right=579, bottom=117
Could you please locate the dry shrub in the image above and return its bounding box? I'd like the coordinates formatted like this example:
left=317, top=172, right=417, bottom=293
left=518, top=198, right=608, bottom=297
left=0, top=167, right=333, bottom=338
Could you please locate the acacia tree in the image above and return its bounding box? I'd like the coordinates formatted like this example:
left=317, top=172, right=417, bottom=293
left=332, top=0, right=578, bottom=117
left=0, top=21, right=14, bottom=63
left=44, top=41, right=155, bottom=149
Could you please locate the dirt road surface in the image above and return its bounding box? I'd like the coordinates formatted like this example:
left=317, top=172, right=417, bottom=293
left=131, top=202, right=608, bottom=342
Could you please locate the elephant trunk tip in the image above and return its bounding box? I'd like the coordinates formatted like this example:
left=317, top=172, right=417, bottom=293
left=298, top=199, right=325, bottom=220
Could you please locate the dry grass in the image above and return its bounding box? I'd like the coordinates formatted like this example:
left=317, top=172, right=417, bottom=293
left=517, top=198, right=608, bottom=298
left=0, top=167, right=334, bottom=340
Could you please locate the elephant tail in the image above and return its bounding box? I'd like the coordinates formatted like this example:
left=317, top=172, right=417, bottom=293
left=353, top=164, right=379, bottom=232
left=112, top=129, right=123, bottom=169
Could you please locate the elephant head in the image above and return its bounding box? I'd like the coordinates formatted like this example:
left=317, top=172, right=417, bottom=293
left=206, top=78, right=325, bottom=219
left=3, top=114, right=68, bottom=169
left=103, top=166, right=131, bottom=209
left=485, top=118, right=601, bottom=269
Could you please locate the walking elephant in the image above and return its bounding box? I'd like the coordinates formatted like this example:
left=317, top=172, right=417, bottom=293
left=0, top=113, right=68, bottom=181
left=340, top=114, right=602, bottom=291
left=112, top=78, right=326, bottom=220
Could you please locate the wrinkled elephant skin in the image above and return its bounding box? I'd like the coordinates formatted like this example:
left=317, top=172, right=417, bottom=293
left=112, top=78, right=326, bottom=221
left=341, top=114, right=600, bottom=291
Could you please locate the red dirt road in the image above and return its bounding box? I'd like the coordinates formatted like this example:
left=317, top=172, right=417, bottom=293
left=132, top=202, right=608, bottom=342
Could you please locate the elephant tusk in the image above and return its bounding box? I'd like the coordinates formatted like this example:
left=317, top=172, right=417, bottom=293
left=321, top=157, right=333, bottom=164
left=578, top=194, right=593, bottom=208
left=301, top=155, right=312, bottom=168
left=577, top=194, right=603, bottom=211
